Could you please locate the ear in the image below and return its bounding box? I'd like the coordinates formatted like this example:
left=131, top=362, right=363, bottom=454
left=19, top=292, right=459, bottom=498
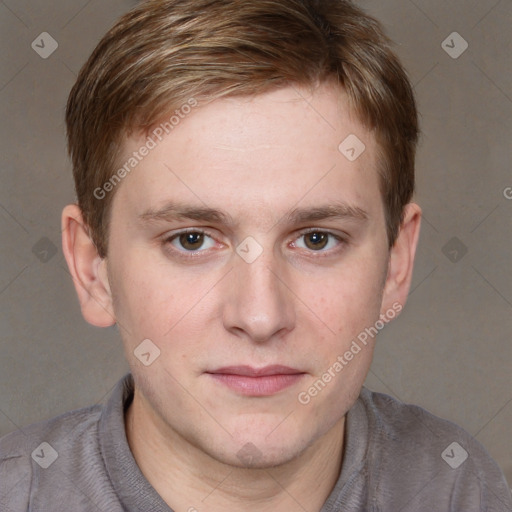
left=381, top=202, right=422, bottom=315
left=61, top=204, right=116, bottom=327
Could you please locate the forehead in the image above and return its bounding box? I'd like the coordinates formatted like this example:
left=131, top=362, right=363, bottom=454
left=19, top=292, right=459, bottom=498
left=112, top=82, right=381, bottom=224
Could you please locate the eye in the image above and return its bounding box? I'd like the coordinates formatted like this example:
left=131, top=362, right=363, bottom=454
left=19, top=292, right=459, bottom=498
left=166, top=230, right=216, bottom=252
left=293, top=230, right=343, bottom=252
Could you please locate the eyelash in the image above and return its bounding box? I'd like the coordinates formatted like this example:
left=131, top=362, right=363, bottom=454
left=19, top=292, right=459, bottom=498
left=163, top=228, right=348, bottom=259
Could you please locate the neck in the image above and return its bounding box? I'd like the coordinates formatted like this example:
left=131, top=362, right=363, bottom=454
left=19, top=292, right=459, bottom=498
left=125, top=389, right=345, bottom=512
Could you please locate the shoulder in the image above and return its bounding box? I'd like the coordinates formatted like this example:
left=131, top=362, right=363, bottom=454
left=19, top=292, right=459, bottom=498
left=0, top=404, right=102, bottom=456
left=359, top=388, right=512, bottom=511
left=0, top=404, right=103, bottom=508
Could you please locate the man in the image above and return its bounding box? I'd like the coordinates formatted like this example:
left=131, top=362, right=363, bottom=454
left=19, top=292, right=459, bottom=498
left=1, top=0, right=510, bottom=510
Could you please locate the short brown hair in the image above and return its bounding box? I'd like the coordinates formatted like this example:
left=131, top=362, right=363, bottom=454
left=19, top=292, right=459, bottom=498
left=66, top=0, right=419, bottom=258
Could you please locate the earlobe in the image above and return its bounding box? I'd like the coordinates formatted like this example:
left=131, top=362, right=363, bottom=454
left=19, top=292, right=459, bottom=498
left=381, top=202, right=422, bottom=314
left=61, top=204, right=116, bottom=327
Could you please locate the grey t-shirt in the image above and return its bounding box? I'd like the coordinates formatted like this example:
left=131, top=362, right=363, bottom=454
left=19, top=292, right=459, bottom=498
left=1, top=374, right=510, bottom=511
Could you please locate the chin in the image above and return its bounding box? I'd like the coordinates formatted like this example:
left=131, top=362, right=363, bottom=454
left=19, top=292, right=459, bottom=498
left=205, top=420, right=320, bottom=469
left=212, top=441, right=305, bottom=470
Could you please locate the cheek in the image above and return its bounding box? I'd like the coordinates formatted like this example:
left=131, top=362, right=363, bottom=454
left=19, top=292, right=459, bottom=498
left=109, top=235, right=388, bottom=360
left=299, top=254, right=387, bottom=343
left=109, top=249, right=212, bottom=338
left=294, top=261, right=385, bottom=421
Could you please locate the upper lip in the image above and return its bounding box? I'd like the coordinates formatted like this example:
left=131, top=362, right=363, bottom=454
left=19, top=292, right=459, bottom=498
left=207, top=365, right=304, bottom=377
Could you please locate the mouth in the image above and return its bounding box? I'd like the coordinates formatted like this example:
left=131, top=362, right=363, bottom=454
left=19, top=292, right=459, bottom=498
left=206, top=365, right=306, bottom=396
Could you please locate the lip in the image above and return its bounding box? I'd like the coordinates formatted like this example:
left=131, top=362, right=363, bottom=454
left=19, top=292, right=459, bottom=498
left=206, top=365, right=305, bottom=396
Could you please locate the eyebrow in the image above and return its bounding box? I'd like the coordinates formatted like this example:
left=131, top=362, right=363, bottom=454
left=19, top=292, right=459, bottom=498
left=138, top=201, right=369, bottom=227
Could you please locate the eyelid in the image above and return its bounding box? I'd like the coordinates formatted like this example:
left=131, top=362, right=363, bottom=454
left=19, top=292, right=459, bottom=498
left=163, top=228, right=221, bottom=253
left=165, top=227, right=215, bottom=238
left=295, top=227, right=349, bottom=238
left=290, top=228, right=348, bottom=252
left=162, top=227, right=349, bottom=258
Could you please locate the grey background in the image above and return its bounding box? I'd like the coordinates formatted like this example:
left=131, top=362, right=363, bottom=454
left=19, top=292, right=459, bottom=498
left=0, top=0, right=510, bottom=490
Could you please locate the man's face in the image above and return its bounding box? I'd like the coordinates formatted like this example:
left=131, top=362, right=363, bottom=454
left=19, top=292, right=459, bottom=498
left=106, top=82, right=392, bottom=467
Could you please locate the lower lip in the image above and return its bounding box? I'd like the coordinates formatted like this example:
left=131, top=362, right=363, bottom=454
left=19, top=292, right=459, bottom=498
left=208, top=373, right=304, bottom=396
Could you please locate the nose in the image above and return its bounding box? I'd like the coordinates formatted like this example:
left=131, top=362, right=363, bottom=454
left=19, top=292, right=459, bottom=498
left=222, top=249, right=296, bottom=343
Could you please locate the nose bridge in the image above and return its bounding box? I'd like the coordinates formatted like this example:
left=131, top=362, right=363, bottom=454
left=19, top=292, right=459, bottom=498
left=222, top=244, right=295, bottom=342
left=240, top=253, right=281, bottom=304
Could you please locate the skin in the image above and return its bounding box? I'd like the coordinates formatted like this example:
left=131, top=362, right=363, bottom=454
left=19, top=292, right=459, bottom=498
left=62, top=81, right=421, bottom=512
